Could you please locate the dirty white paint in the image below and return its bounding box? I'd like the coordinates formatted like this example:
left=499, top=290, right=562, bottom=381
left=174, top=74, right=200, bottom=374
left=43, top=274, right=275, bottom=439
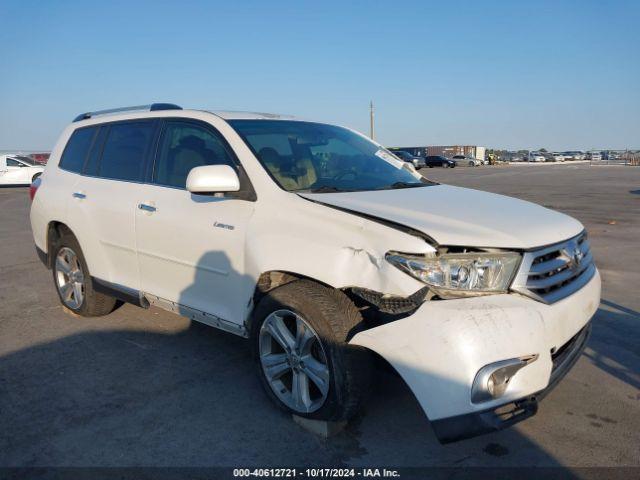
left=31, top=109, right=601, bottom=427
left=350, top=270, right=601, bottom=420
left=300, top=186, right=584, bottom=249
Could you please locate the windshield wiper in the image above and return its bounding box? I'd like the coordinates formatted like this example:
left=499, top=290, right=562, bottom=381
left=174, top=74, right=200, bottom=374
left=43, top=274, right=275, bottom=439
left=387, top=181, right=425, bottom=190
left=308, top=186, right=344, bottom=193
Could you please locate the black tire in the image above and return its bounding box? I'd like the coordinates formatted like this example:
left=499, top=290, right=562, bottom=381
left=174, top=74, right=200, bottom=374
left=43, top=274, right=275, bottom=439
left=469, top=161, right=475, bottom=167
left=52, top=231, right=117, bottom=317
left=251, top=279, right=372, bottom=421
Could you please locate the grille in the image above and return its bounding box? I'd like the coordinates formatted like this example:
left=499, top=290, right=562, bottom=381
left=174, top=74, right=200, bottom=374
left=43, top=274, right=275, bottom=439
left=511, top=232, right=596, bottom=304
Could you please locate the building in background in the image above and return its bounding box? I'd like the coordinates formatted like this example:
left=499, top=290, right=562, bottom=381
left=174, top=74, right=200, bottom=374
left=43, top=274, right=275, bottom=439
left=389, top=145, right=486, bottom=161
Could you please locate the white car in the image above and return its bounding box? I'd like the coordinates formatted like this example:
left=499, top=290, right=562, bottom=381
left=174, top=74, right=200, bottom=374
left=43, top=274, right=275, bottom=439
left=0, top=154, right=45, bottom=186
left=30, top=104, right=600, bottom=443
left=452, top=155, right=482, bottom=167
left=551, top=153, right=566, bottom=162
left=528, top=153, right=546, bottom=162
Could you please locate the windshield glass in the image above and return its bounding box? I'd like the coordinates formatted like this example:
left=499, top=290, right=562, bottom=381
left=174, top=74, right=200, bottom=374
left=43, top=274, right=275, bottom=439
left=229, top=120, right=430, bottom=193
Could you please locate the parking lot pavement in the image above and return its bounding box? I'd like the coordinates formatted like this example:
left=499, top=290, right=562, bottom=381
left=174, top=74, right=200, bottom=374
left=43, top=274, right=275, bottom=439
left=1, top=164, right=639, bottom=469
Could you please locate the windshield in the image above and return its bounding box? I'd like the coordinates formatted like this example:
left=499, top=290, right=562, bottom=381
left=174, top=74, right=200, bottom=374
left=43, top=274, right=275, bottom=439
left=229, top=120, right=430, bottom=193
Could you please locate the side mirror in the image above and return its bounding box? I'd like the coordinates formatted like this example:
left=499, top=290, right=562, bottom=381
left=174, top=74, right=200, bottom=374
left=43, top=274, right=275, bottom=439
left=186, top=165, right=240, bottom=194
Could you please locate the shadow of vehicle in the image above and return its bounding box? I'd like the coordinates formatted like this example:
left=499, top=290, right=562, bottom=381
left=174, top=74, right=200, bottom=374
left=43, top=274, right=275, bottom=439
left=583, top=300, right=640, bottom=390
left=0, top=250, right=575, bottom=472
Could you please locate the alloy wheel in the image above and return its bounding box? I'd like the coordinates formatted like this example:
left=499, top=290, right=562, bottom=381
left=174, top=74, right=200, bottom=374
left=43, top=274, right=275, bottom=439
left=259, top=309, right=330, bottom=413
left=55, top=247, right=85, bottom=309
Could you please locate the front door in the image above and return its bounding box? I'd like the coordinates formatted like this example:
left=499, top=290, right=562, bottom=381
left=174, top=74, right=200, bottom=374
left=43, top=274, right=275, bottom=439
left=135, top=120, right=255, bottom=326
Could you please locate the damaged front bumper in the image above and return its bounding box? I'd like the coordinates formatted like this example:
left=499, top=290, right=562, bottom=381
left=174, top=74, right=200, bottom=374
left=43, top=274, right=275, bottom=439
left=349, top=269, right=601, bottom=443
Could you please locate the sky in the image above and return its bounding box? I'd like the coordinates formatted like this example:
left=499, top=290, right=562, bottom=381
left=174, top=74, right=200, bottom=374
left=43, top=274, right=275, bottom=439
left=0, top=0, right=638, bottom=151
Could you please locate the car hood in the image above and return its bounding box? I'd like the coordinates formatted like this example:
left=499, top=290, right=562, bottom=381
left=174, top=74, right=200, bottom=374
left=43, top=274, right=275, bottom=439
left=299, top=185, right=583, bottom=249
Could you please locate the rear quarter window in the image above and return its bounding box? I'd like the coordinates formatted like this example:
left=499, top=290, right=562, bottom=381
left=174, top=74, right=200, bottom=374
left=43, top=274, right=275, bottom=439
left=59, top=127, right=98, bottom=173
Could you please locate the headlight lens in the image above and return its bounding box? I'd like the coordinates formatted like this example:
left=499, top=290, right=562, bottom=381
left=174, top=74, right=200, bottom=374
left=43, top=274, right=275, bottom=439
left=386, top=251, right=521, bottom=298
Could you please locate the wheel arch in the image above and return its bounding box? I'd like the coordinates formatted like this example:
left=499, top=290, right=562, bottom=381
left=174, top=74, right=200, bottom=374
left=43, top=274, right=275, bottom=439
left=45, top=221, right=74, bottom=268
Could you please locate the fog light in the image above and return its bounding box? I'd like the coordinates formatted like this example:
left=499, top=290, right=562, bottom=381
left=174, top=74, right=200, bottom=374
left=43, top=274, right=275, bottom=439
left=471, top=354, right=538, bottom=403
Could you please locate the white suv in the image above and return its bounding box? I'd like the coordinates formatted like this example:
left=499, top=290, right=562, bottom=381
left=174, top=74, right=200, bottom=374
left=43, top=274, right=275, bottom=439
left=30, top=104, right=600, bottom=443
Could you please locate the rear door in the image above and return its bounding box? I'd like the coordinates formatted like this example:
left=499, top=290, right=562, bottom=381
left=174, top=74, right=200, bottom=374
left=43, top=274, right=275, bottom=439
left=65, top=120, right=158, bottom=290
left=135, top=119, right=255, bottom=326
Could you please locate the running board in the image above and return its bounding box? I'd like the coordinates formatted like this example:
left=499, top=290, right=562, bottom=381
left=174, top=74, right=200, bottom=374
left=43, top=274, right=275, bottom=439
left=143, top=293, right=248, bottom=338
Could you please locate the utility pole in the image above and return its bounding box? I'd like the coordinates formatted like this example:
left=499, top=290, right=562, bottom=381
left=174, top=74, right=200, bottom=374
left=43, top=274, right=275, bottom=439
left=369, top=100, right=375, bottom=141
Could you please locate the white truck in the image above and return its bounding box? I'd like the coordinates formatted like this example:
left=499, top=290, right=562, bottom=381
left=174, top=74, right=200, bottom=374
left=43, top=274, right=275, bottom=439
left=30, top=104, right=600, bottom=443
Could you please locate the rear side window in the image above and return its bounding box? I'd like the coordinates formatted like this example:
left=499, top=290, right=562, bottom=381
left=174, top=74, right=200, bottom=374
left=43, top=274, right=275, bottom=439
left=99, top=121, right=155, bottom=182
left=83, top=127, right=108, bottom=176
left=59, top=127, right=97, bottom=173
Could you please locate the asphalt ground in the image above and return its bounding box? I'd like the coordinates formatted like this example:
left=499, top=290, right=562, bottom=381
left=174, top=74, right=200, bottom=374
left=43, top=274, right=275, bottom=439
left=0, top=164, right=638, bottom=473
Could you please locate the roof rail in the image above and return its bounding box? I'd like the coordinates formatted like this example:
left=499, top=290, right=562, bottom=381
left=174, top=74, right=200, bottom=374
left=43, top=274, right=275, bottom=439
left=73, top=103, right=182, bottom=122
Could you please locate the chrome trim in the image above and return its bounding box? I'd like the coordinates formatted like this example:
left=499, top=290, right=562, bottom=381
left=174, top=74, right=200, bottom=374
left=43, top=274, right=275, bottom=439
left=471, top=354, right=538, bottom=404
left=511, top=232, right=596, bottom=304
left=144, top=293, right=247, bottom=338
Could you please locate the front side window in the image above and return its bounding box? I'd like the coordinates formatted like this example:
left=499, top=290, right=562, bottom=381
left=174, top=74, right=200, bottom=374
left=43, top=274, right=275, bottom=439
left=229, top=120, right=429, bottom=193
left=99, top=121, right=155, bottom=182
left=154, top=121, right=235, bottom=188
left=59, top=127, right=97, bottom=173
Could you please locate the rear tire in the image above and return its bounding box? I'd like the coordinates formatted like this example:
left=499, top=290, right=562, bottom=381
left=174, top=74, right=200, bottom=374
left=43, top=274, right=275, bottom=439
left=52, top=232, right=117, bottom=317
left=251, top=280, right=372, bottom=421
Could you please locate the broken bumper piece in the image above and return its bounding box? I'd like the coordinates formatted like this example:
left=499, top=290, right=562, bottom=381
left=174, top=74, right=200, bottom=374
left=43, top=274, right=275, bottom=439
left=432, top=321, right=591, bottom=443
left=349, top=270, right=600, bottom=443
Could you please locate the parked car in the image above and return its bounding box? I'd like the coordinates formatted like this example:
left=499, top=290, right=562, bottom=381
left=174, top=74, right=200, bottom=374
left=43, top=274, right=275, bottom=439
left=587, top=151, right=602, bottom=161
left=0, top=154, right=45, bottom=186
left=424, top=155, right=456, bottom=168
left=562, top=151, right=585, bottom=161
left=528, top=153, right=546, bottom=162
left=390, top=150, right=426, bottom=168
left=452, top=154, right=482, bottom=167
left=549, top=153, right=565, bottom=162
left=30, top=104, right=600, bottom=444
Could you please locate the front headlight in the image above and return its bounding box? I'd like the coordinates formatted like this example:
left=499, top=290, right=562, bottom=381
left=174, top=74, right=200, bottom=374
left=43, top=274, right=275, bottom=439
left=386, top=251, right=521, bottom=298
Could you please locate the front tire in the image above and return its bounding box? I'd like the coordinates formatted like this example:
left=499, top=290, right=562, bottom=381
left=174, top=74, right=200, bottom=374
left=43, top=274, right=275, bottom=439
left=251, top=280, right=372, bottom=421
left=52, top=232, right=117, bottom=316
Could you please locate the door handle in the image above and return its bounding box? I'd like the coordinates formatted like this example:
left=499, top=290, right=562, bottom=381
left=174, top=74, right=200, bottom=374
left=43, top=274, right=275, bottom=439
left=138, top=203, right=157, bottom=213
left=72, top=192, right=86, bottom=199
